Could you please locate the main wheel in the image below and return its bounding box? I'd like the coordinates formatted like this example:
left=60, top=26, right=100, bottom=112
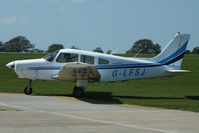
left=73, top=86, right=84, bottom=98
left=24, top=86, right=33, bottom=95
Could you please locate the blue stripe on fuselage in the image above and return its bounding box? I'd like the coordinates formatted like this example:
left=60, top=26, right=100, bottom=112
left=28, top=66, right=62, bottom=70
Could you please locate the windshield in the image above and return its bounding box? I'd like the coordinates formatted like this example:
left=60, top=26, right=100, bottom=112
left=43, top=50, right=59, bottom=62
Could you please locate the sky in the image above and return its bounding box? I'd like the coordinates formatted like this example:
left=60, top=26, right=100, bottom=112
left=0, top=0, right=198, bottom=53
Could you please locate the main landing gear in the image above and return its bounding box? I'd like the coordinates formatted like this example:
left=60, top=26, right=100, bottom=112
left=73, top=86, right=85, bottom=98
left=72, top=80, right=88, bottom=98
left=24, top=80, right=33, bottom=95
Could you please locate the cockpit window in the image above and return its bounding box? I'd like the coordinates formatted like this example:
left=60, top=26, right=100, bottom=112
left=98, top=58, right=109, bottom=64
left=56, top=53, right=78, bottom=63
left=43, top=50, right=59, bottom=62
left=80, top=55, right=94, bottom=64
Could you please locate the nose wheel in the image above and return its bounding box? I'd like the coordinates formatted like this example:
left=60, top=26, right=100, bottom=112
left=24, top=80, right=33, bottom=95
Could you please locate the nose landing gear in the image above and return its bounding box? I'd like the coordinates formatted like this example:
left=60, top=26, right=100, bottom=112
left=24, top=80, right=33, bottom=95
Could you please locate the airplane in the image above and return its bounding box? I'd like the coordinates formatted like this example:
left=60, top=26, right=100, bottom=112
left=6, top=33, right=190, bottom=97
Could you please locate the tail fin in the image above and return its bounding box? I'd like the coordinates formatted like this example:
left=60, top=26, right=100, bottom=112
left=152, top=33, right=190, bottom=69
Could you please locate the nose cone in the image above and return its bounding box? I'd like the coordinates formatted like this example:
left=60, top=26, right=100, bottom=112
left=6, top=61, right=15, bottom=69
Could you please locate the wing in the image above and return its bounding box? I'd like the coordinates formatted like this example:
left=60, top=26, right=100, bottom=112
left=52, top=63, right=101, bottom=82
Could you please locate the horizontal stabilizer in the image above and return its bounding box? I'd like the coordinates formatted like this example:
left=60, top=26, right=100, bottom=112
left=166, top=70, right=191, bottom=73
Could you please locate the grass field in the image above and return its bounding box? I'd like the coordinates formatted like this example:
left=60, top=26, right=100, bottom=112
left=0, top=53, right=199, bottom=112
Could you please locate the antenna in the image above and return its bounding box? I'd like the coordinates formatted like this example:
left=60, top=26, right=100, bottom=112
left=111, top=46, right=120, bottom=55
left=133, top=49, right=143, bottom=58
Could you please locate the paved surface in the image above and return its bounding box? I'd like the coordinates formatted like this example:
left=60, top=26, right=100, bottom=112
left=0, top=93, right=199, bottom=133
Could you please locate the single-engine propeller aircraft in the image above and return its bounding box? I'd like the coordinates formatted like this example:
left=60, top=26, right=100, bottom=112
left=6, top=33, right=190, bottom=97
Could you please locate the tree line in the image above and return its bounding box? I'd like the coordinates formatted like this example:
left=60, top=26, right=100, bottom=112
left=0, top=36, right=199, bottom=54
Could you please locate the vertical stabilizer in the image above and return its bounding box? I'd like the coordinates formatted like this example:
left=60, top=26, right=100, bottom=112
left=152, top=33, right=190, bottom=69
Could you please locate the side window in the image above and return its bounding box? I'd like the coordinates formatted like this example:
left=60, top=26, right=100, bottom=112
left=98, top=58, right=109, bottom=64
left=57, top=53, right=78, bottom=63
left=81, top=55, right=94, bottom=64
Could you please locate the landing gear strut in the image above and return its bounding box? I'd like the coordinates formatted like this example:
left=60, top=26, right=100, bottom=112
left=73, top=86, right=85, bottom=98
left=24, top=80, right=33, bottom=95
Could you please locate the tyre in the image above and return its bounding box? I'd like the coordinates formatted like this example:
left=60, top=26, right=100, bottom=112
left=24, top=86, right=33, bottom=95
left=73, top=86, right=84, bottom=98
